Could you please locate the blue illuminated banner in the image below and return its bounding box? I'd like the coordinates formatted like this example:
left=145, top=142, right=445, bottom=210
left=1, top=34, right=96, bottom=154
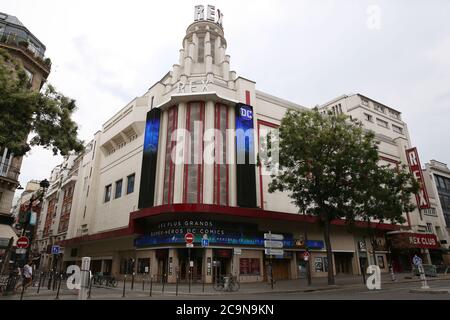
left=235, top=103, right=257, bottom=208
left=138, top=108, right=161, bottom=209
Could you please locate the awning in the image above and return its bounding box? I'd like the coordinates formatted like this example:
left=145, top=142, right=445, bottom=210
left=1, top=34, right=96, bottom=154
left=0, top=223, right=19, bottom=248
left=387, top=232, right=440, bottom=249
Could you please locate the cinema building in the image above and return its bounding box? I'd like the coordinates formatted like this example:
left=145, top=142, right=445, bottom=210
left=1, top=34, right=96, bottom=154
left=55, top=7, right=443, bottom=282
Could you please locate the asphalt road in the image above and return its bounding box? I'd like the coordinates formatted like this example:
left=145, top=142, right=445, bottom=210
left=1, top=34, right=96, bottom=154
left=5, top=278, right=450, bottom=300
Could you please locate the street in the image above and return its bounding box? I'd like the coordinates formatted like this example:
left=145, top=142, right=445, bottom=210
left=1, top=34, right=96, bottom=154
left=3, top=277, right=450, bottom=300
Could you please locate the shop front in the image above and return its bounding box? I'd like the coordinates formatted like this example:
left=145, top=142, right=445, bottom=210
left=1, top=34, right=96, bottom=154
left=133, top=215, right=299, bottom=283
left=387, top=232, right=441, bottom=272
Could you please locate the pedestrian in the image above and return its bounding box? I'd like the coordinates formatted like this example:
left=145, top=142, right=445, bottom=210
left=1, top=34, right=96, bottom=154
left=22, top=260, right=33, bottom=290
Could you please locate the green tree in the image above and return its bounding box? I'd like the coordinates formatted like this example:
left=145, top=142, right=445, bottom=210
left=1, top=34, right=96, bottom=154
left=352, top=163, right=419, bottom=267
left=267, top=109, right=418, bottom=285
left=0, top=48, right=84, bottom=156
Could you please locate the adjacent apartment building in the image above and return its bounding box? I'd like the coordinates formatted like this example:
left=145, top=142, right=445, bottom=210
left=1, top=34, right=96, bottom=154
left=0, top=12, right=51, bottom=255
left=319, top=94, right=450, bottom=268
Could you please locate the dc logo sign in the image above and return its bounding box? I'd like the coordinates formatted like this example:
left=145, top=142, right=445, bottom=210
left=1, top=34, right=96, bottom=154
left=240, top=107, right=253, bottom=120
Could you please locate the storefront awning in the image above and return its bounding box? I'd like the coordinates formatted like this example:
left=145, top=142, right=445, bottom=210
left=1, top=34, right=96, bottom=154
left=387, top=232, right=440, bottom=249
left=0, top=223, right=18, bottom=248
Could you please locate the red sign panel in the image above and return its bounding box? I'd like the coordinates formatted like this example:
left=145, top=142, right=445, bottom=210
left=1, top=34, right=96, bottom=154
left=389, top=232, right=439, bottom=249
left=406, top=147, right=430, bottom=209
left=16, top=236, right=29, bottom=249
left=184, top=233, right=194, bottom=244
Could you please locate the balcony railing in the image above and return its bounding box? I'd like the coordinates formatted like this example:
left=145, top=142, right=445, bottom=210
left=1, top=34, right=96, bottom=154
left=0, top=32, right=51, bottom=68
left=0, top=161, right=20, bottom=181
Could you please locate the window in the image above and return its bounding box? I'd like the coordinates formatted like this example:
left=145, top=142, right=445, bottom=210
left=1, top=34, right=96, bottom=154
left=183, top=102, right=205, bottom=204
left=197, top=35, right=205, bottom=63
left=374, top=103, right=385, bottom=113
left=364, top=113, right=373, bottom=122
left=239, top=258, right=260, bottom=275
left=127, top=174, right=135, bottom=194
left=115, top=179, right=123, bottom=199
left=314, top=257, right=328, bottom=272
left=376, top=118, right=389, bottom=128
left=137, top=258, right=150, bottom=274
left=392, top=125, right=403, bottom=134
left=214, top=104, right=228, bottom=206
left=361, top=98, right=369, bottom=106
left=104, top=184, right=112, bottom=202
left=24, top=68, right=33, bottom=84
left=426, top=223, right=434, bottom=234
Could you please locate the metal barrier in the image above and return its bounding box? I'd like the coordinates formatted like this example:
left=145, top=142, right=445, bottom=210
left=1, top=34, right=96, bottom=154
left=412, top=264, right=437, bottom=277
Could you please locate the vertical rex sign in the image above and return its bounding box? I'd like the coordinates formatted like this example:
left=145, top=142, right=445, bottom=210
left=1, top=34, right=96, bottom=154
left=138, top=108, right=161, bottom=209
left=406, top=147, right=430, bottom=209
left=235, top=103, right=257, bottom=208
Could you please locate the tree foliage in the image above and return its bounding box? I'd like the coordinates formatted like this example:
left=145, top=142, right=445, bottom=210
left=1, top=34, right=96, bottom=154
left=267, top=109, right=419, bottom=285
left=0, top=48, right=84, bottom=156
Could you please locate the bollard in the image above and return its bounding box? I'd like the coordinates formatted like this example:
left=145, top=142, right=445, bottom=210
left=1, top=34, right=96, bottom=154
left=53, top=272, right=58, bottom=291
left=88, top=275, right=93, bottom=299
left=149, top=276, right=153, bottom=297
left=418, top=264, right=430, bottom=289
left=122, top=274, right=127, bottom=298
left=202, top=274, right=205, bottom=293
left=20, top=279, right=26, bottom=301
left=131, top=272, right=135, bottom=290
left=47, top=272, right=52, bottom=290
left=176, top=275, right=179, bottom=296
left=188, top=269, right=191, bottom=293
left=161, top=274, right=165, bottom=293
left=55, top=274, right=62, bottom=300
left=37, top=272, right=44, bottom=294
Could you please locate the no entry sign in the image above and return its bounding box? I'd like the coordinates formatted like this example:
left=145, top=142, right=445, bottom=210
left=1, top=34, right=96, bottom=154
left=185, top=233, right=194, bottom=244
left=16, top=236, right=29, bottom=249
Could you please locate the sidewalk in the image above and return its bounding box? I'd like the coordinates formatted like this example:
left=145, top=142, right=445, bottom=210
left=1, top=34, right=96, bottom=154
left=4, top=272, right=450, bottom=300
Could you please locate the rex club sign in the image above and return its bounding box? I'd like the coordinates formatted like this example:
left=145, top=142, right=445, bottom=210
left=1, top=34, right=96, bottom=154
left=406, top=147, right=430, bottom=209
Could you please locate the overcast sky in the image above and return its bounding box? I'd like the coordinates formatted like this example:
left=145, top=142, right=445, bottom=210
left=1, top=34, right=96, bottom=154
left=3, top=0, right=450, bottom=197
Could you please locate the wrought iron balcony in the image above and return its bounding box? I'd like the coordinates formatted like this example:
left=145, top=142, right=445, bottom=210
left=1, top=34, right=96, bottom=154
left=0, top=32, right=51, bottom=69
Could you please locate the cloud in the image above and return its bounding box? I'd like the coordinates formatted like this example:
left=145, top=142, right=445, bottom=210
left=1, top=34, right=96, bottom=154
left=3, top=0, right=450, bottom=196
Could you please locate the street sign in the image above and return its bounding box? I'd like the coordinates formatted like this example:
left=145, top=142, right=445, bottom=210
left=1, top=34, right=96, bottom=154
left=186, top=243, right=194, bottom=248
left=15, top=248, right=27, bottom=254
left=201, top=238, right=209, bottom=247
left=16, top=236, right=29, bottom=249
left=413, top=255, right=422, bottom=266
left=264, top=240, right=284, bottom=248
left=233, top=248, right=242, bottom=255
left=264, top=233, right=284, bottom=241
left=51, top=245, right=61, bottom=255
left=265, top=248, right=284, bottom=256
left=303, top=251, right=310, bottom=261
left=185, top=233, right=194, bottom=244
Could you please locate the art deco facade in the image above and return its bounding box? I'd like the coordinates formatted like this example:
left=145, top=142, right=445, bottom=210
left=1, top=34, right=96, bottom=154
left=32, top=7, right=448, bottom=281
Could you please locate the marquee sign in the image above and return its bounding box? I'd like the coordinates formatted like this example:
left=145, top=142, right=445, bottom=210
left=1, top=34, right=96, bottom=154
left=134, top=218, right=294, bottom=248
left=194, top=5, right=223, bottom=26
left=388, top=232, right=439, bottom=249
left=405, top=147, right=430, bottom=209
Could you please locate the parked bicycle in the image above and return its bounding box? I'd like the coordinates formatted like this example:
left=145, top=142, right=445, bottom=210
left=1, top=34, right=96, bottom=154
left=92, top=273, right=118, bottom=287
left=213, top=275, right=240, bottom=292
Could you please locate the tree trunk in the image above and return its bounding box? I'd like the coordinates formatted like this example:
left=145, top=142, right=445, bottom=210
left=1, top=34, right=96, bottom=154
left=323, top=219, right=335, bottom=285
left=370, top=235, right=378, bottom=267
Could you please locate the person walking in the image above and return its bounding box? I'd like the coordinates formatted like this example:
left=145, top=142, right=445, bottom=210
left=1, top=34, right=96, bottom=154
left=22, top=261, right=33, bottom=290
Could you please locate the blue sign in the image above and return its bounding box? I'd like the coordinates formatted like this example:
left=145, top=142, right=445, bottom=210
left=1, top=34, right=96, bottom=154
left=413, top=255, right=422, bottom=266
left=201, top=239, right=209, bottom=247
left=51, top=245, right=60, bottom=255
left=134, top=233, right=295, bottom=248
left=306, top=240, right=324, bottom=249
